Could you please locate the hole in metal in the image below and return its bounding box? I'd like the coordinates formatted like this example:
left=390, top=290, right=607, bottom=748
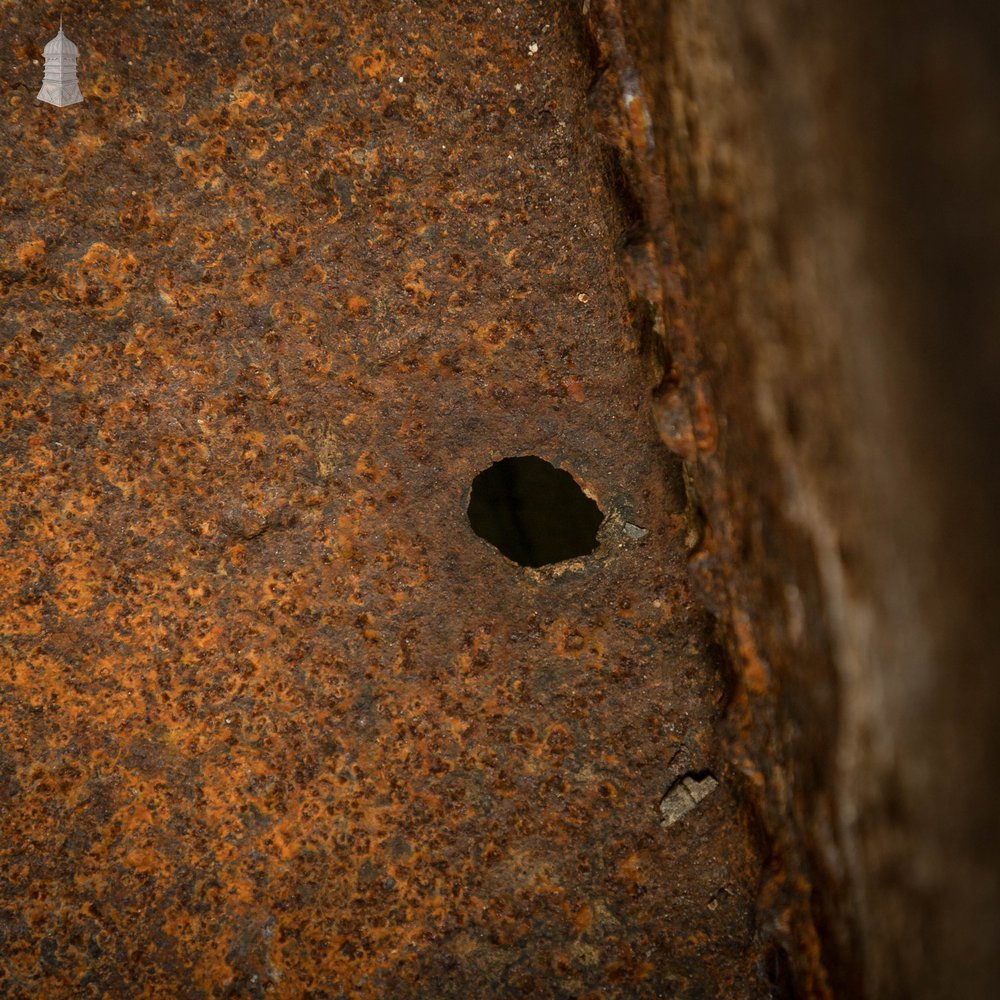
left=467, top=456, right=604, bottom=568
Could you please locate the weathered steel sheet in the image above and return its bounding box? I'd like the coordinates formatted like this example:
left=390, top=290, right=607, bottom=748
left=0, top=3, right=766, bottom=996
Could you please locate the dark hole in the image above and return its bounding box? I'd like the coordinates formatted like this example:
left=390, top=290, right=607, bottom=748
left=467, top=456, right=604, bottom=568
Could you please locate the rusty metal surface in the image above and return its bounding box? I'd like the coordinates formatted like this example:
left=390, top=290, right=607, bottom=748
left=0, top=2, right=767, bottom=996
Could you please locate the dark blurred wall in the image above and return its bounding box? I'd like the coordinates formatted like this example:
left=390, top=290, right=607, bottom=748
left=604, top=0, right=1000, bottom=995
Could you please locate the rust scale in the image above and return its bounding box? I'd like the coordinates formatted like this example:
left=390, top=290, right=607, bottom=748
left=0, top=2, right=775, bottom=998
left=590, top=0, right=837, bottom=995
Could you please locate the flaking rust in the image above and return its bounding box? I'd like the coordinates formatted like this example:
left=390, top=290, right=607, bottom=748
left=586, top=0, right=848, bottom=995
left=660, top=772, right=720, bottom=826
left=1, top=2, right=769, bottom=997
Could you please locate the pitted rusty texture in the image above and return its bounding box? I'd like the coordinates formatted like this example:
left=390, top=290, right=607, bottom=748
left=0, top=2, right=766, bottom=997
